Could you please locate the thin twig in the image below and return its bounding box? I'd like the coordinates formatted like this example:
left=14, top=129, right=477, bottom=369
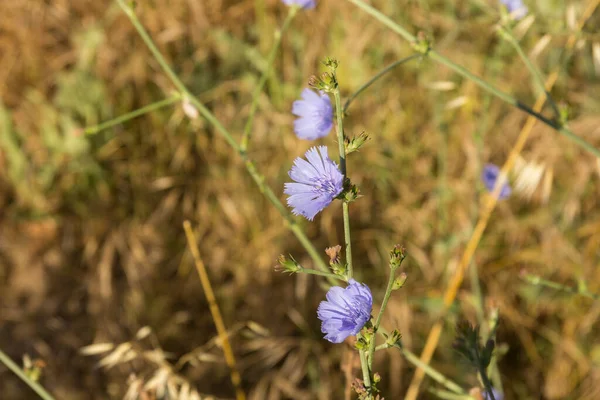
left=183, top=221, right=246, bottom=400
left=241, top=6, right=298, bottom=151
left=84, top=94, right=181, bottom=135
left=343, top=54, right=422, bottom=113
left=521, top=273, right=599, bottom=300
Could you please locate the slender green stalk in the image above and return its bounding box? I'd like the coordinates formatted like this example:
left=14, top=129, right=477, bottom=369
left=366, top=267, right=398, bottom=370
left=343, top=54, right=421, bottom=113
left=296, top=267, right=346, bottom=281
left=84, top=94, right=181, bottom=135
left=358, top=345, right=373, bottom=395
left=427, top=388, right=474, bottom=400
left=393, top=344, right=466, bottom=394
left=521, top=273, right=599, bottom=300
left=241, top=6, right=298, bottom=151
left=333, top=87, right=354, bottom=279
left=116, top=0, right=332, bottom=278
left=0, top=349, right=56, bottom=400
left=343, top=0, right=600, bottom=159
left=480, top=367, right=496, bottom=400
left=499, top=27, right=561, bottom=119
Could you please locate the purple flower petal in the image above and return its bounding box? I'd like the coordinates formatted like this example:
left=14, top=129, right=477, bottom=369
left=481, top=164, right=511, bottom=200
left=291, top=89, right=333, bottom=140
left=317, top=279, right=373, bottom=343
left=284, top=146, right=344, bottom=220
left=282, top=0, right=316, bottom=10
left=500, top=0, right=528, bottom=20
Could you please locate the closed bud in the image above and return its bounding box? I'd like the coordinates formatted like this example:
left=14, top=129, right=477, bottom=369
left=322, top=57, right=339, bottom=71
left=275, top=255, right=302, bottom=274
left=308, top=72, right=337, bottom=93
left=345, top=131, right=371, bottom=154
left=392, top=273, right=408, bottom=290
left=412, top=31, right=431, bottom=55
left=373, top=372, right=381, bottom=383
left=385, top=329, right=402, bottom=347
left=389, top=245, right=406, bottom=269
left=339, top=180, right=360, bottom=203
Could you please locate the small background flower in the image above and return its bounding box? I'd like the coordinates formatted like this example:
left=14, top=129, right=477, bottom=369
left=292, top=88, right=333, bottom=140
left=317, top=279, right=373, bottom=343
left=284, top=146, right=344, bottom=220
left=484, top=388, right=503, bottom=400
left=501, top=0, right=528, bottom=20
left=482, top=164, right=511, bottom=199
left=282, top=0, right=316, bottom=10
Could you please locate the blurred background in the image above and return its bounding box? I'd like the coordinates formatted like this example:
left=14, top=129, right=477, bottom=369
left=1, top=0, right=600, bottom=399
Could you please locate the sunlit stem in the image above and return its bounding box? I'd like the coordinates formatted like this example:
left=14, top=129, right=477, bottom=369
left=358, top=342, right=373, bottom=397
left=295, top=268, right=346, bottom=281
left=366, top=259, right=404, bottom=370
left=521, top=273, right=599, bottom=299
left=0, top=349, right=56, bottom=400
left=499, top=26, right=561, bottom=120
left=241, top=6, right=298, bottom=151
left=333, top=87, right=354, bottom=279
left=115, top=0, right=333, bottom=280
left=84, top=94, right=181, bottom=135
left=343, top=54, right=421, bottom=113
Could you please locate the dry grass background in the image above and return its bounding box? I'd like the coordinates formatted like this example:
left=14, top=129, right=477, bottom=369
left=1, top=0, right=600, bottom=399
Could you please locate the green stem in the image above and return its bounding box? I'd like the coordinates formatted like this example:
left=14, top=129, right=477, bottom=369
left=343, top=0, right=600, bottom=159
left=84, top=94, right=181, bottom=135
left=367, top=266, right=399, bottom=370
left=358, top=345, right=373, bottom=396
left=521, top=273, right=599, bottom=300
left=240, top=6, right=298, bottom=151
left=116, top=0, right=332, bottom=278
left=393, top=344, right=466, bottom=394
left=0, top=349, right=56, bottom=400
left=375, top=327, right=466, bottom=395
left=333, top=87, right=354, bottom=279
left=500, top=27, right=561, bottom=119
left=297, top=267, right=346, bottom=281
left=343, top=54, right=421, bottom=113
left=480, top=368, right=496, bottom=400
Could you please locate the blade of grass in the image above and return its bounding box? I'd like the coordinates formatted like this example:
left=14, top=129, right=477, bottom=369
left=241, top=6, right=298, bottom=151
left=0, top=349, right=56, bottom=400
left=183, top=221, right=246, bottom=400
left=84, top=94, right=181, bottom=135
left=343, top=54, right=422, bottom=113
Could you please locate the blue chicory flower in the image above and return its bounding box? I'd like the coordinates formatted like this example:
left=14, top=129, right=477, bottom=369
left=482, top=164, right=511, bottom=199
left=317, top=279, right=373, bottom=343
left=292, top=88, right=333, bottom=140
left=284, top=146, right=344, bottom=221
left=501, top=0, right=528, bottom=20
left=484, top=388, right=504, bottom=400
left=282, top=0, right=316, bottom=10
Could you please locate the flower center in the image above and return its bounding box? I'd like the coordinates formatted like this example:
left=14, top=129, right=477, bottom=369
left=311, top=176, right=339, bottom=195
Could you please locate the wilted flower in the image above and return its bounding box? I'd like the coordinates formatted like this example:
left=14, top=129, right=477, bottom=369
left=501, top=0, right=528, bottom=20
left=282, top=0, right=316, bottom=10
left=481, top=164, right=511, bottom=199
left=317, top=279, right=373, bottom=343
left=284, top=146, right=344, bottom=220
left=292, top=88, right=333, bottom=140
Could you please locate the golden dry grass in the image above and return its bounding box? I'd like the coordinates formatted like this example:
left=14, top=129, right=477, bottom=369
left=1, top=0, right=600, bottom=399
